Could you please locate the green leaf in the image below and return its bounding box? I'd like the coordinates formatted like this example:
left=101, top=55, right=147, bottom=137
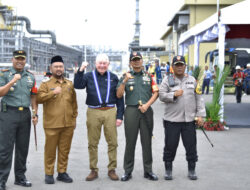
left=206, top=65, right=230, bottom=122
left=192, top=66, right=201, bottom=80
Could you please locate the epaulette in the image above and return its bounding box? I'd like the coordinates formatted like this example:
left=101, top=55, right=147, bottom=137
left=42, top=77, right=50, bottom=83
left=64, top=78, right=72, bottom=83
left=26, top=70, right=34, bottom=75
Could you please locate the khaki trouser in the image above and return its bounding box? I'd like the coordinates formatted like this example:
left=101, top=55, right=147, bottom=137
left=86, top=107, right=117, bottom=172
left=44, top=127, right=74, bottom=175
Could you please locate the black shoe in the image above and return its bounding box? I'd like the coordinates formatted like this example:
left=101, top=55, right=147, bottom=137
left=56, top=173, right=73, bottom=183
left=14, top=178, right=32, bottom=187
left=45, top=175, right=55, bottom=184
left=144, top=172, right=158, bottom=181
left=188, top=162, right=197, bottom=180
left=164, top=162, right=173, bottom=180
left=120, top=173, right=132, bottom=181
left=188, top=170, right=197, bottom=180
left=165, top=170, right=173, bottom=180
left=0, top=182, right=6, bottom=190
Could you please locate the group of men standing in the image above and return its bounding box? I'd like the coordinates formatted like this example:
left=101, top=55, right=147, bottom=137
left=0, top=50, right=205, bottom=190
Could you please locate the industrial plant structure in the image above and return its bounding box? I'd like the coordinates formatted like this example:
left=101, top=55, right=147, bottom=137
left=0, top=1, right=125, bottom=73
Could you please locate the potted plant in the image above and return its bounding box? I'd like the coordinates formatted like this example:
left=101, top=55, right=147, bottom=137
left=203, top=65, right=230, bottom=131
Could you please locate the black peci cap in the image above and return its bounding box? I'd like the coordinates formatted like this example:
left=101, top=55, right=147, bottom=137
left=51, top=55, right=64, bottom=64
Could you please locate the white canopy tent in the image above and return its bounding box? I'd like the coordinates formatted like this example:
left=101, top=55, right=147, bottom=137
left=179, top=0, right=250, bottom=67
left=178, top=0, right=250, bottom=121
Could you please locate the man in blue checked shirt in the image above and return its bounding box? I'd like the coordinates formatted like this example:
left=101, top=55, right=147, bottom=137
left=74, top=54, right=124, bottom=181
left=202, top=66, right=212, bottom=94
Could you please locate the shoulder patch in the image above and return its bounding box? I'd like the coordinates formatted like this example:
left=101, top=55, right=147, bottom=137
left=195, top=83, right=202, bottom=94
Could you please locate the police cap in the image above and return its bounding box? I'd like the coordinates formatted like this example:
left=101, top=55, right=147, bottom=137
left=172, top=55, right=186, bottom=65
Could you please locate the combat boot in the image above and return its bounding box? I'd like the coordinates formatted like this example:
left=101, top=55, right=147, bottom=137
left=164, top=162, right=173, bottom=180
left=188, top=162, right=197, bottom=180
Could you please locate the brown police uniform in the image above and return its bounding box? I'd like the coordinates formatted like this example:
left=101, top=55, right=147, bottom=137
left=37, top=76, right=78, bottom=175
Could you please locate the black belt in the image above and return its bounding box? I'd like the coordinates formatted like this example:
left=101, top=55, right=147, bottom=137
left=7, top=106, right=29, bottom=111
left=127, top=105, right=141, bottom=107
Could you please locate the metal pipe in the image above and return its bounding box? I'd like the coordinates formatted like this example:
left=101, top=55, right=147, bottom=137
left=13, top=16, right=56, bottom=45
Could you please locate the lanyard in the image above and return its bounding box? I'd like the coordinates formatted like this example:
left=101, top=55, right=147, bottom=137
left=92, top=70, right=110, bottom=105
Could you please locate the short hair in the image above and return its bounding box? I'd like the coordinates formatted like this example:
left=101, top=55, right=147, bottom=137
left=96, top=54, right=109, bottom=63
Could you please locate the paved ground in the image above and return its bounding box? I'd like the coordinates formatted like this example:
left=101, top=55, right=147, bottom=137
left=5, top=82, right=250, bottom=190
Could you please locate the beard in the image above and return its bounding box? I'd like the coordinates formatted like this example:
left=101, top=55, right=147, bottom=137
left=53, top=72, right=63, bottom=79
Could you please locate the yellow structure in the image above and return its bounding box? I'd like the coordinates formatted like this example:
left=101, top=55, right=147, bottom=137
left=0, top=0, right=14, bottom=30
left=0, top=0, right=5, bottom=29
left=161, top=0, right=244, bottom=69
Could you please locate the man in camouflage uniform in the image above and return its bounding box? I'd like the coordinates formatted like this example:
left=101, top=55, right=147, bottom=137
left=0, top=50, right=38, bottom=190
left=117, top=52, right=159, bottom=181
